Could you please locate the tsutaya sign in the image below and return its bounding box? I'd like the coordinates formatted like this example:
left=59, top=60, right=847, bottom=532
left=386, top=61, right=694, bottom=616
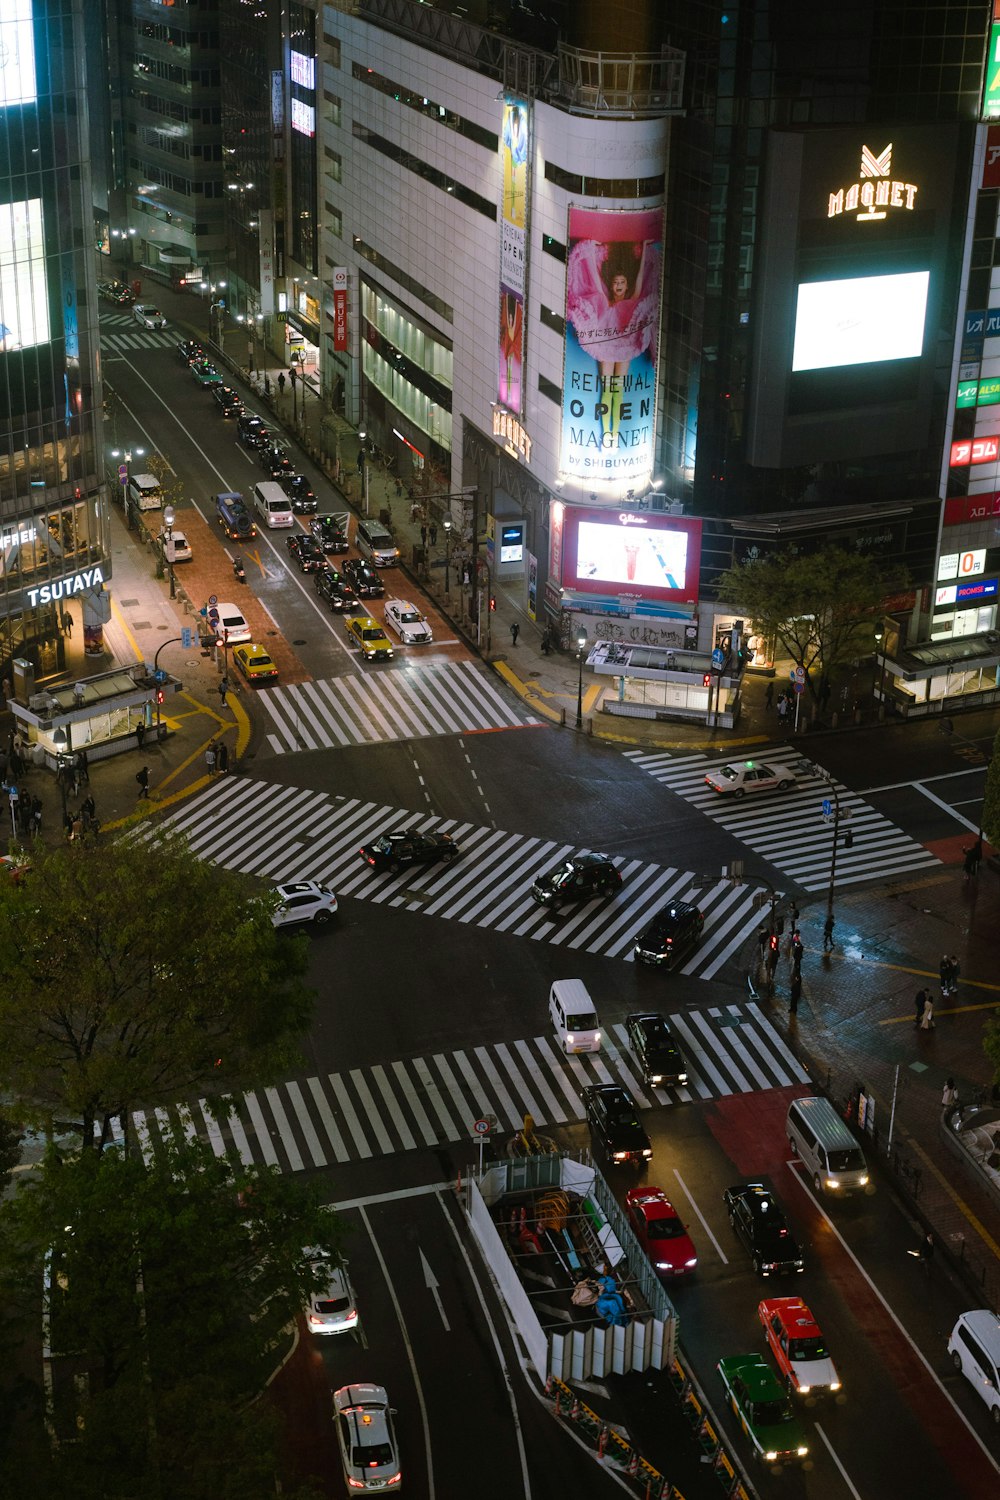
left=827, top=143, right=918, bottom=222
left=492, top=406, right=532, bottom=464
left=25, top=564, right=105, bottom=608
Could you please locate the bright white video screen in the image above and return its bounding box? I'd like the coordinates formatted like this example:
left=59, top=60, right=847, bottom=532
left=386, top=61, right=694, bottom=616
left=0, top=199, right=50, bottom=350
left=792, top=270, right=930, bottom=372
left=577, top=521, right=689, bottom=591
left=0, top=3, right=36, bottom=108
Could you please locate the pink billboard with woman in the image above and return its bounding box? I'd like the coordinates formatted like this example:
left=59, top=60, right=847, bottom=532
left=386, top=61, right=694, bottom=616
left=561, top=206, right=663, bottom=486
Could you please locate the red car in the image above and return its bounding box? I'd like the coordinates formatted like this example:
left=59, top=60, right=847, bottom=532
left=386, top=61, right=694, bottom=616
left=758, top=1297, right=841, bottom=1398
left=625, top=1186, right=697, bottom=1277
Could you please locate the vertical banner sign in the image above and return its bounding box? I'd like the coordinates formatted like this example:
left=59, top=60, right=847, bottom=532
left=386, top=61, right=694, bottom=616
left=332, top=265, right=348, bottom=351
left=985, top=6, right=1000, bottom=119
left=561, top=206, right=663, bottom=486
left=985, top=125, right=1000, bottom=187
left=498, top=99, right=529, bottom=416
left=258, top=208, right=275, bottom=317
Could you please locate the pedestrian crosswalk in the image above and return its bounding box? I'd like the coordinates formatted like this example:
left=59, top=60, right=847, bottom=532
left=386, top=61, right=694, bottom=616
left=100, top=315, right=175, bottom=354
left=150, top=776, right=765, bottom=978
left=257, top=660, right=541, bottom=752
left=623, top=746, right=940, bottom=892
left=109, top=1004, right=810, bottom=1174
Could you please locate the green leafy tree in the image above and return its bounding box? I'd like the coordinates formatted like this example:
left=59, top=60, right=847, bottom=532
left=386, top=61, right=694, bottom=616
left=0, top=837, right=312, bottom=1149
left=0, top=1140, right=341, bottom=1500
left=715, top=546, right=900, bottom=703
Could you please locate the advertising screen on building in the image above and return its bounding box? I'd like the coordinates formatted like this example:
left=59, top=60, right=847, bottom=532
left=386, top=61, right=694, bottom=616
left=497, top=99, right=529, bottom=416
left=0, top=2, right=35, bottom=108
left=559, top=506, right=701, bottom=605
left=561, top=206, right=663, bottom=488
left=0, top=199, right=50, bottom=350
left=791, top=271, right=929, bottom=372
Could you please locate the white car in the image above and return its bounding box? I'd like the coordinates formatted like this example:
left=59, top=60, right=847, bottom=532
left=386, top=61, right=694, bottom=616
left=133, top=303, right=166, bottom=329
left=303, top=1249, right=359, bottom=1336
left=333, top=1385, right=401, bottom=1494
left=157, top=529, right=192, bottom=563
left=209, top=601, right=251, bottom=645
left=704, top=759, right=796, bottom=798
left=271, top=881, right=338, bottom=928
left=383, top=598, right=433, bottom=645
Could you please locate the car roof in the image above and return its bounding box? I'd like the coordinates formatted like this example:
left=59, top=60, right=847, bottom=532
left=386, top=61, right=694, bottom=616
left=335, top=1382, right=389, bottom=1411
left=720, top=1354, right=782, bottom=1398
left=588, top=1083, right=630, bottom=1103
left=626, top=1186, right=672, bottom=1212
left=276, top=882, right=321, bottom=897
left=352, top=615, right=379, bottom=629
left=759, top=1296, right=818, bottom=1331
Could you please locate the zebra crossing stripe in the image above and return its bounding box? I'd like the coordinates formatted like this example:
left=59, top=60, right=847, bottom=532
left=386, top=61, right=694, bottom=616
left=475, top=1043, right=523, bottom=1128
left=243, top=1091, right=280, bottom=1167
left=224, top=1103, right=256, bottom=1168
left=370, top=1066, right=414, bottom=1152
left=309, top=1075, right=350, bottom=1162
left=265, top=1088, right=304, bottom=1171
left=286, top=1080, right=327, bottom=1168
left=329, top=1073, right=373, bottom=1158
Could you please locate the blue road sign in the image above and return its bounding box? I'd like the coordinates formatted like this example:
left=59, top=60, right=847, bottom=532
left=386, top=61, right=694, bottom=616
left=822, top=798, right=832, bottom=816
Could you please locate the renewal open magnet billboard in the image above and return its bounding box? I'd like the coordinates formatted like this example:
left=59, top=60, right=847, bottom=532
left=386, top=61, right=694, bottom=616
left=561, top=206, right=663, bottom=487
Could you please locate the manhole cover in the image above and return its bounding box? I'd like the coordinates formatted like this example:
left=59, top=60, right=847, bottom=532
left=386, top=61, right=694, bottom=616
left=717, top=1015, right=746, bottom=1029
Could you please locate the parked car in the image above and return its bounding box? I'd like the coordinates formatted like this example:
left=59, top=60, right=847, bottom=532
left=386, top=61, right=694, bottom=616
left=625, top=1186, right=697, bottom=1276
left=132, top=303, right=165, bottom=329
left=360, top=830, right=460, bottom=872
left=310, top=513, right=350, bottom=553
left=286, top=533, right=327, bottom=573
left=333, top=1385, right=401, bottom=1495
left=624, top=1012, right=689, bottom=1088
left=724, top=1182, right=804, bottom=1277
left=314, top=569, right=359, bottom=613
left=156, top=528, right=192, bottom=564
left=531, top=852, right=621, bottom=910
left=758, top=1297, right=841, bottom=1397
left=717, top=1354, right=809, bottom=1465
left=582, top=1083, right=652, bottom=1166
left=345, top=615, right=393, bottom=661
left=704, top=760, right=796, bottom=797
left=271, top=882, right=338, bottom=928
left=342, top=558, right=385, bottom=598
left=281, top=474, right=318, bottom=514
left=232, top=643, right=279, bottom=684
left=633, top=901, right=704, bottom=969
left=384, top=598, right=433, bottom=644
left=208, top=601, right=251, bottom=645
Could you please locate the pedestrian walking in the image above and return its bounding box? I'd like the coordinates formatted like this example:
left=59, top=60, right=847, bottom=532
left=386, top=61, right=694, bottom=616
left=69, top=810, right=83, bottom=843
left=81, top=794, right=95, bottom=831
left=136, top=720, right=146, bottom=750
left=136, top=766, right=150, bottom=800
left=277, top=372, right=286, bottom=396
left=420, top=523, right=428, bottom=547
left=19, top=797, right=32, bottom=837
left=764, top=681, right=774, bottom=710
left=969, top=838, right=983, bottom=878
left=70, top=756, right=82, bottom=797
left=919, top=995, right=935, bottom=1031
left=941, top=1077, right=959, bottom=1110
left=939, top=954, right=953, bottom=998
left=946, top=954, right=960, bottom=997
left=907, top=1232, right=935, bottom=1272
left=31, top=795, right=41, bottom=835
left=206, top=742, right=217, bottom=777
left=822, top=913, right=835, bottom=952
left=756, top=924, right=768, bottom=962
left=429, top=523, right=437, bottom=546
left=217, top=741, right=229, bottom=775
left=914, top=988, right=928, bottom=1027
left=78, top=748, right=89, bottom=785
left=219, top=676, right=230, bottom=708
left=510, top=621, right=520, bottom=646
left=790, top=929, right=804, bottom=972
left=789, top=972, right=802, bottom=1015
left=776, top=695, right=788, bottom=723
left=61, top=609, right=73, bottom=638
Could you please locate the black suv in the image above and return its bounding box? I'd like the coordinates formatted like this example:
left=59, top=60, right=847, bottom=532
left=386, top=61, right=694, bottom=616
left=281, top=474, right=318, bottom=514
left=310, top=514, right=349, bottom=553
left=342, top=558, right=384, bottom=598
left=625, top=1012, right=689, bottom=1088
left=582, top=1084, right=652, bottom=1166
left=237, top=413, right=269, bottom=450
left=531, top=852, right=622, bottom=910
left=259, top=441, right=294, bottom=477
left=315, top=570, right=359, bottom=613
left=633, top=901, right=704, bottom=969
left=723, top=1182, right=804, bottom=1277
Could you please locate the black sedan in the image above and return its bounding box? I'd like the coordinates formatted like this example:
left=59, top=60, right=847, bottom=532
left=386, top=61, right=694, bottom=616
left=315, top=570, right=359, bottom=613
left=723, top=1182, right=804, bottom=1277
left=342, top=558, right=384, bottom=598
left=176, top=338, right=204, bottom=364
left=286, top=533, right=328, bottom=573
left=310, top=514, right=349, bottom=553
left=99, top=279, right=133, bottom=305
left=281, top=474, right=318, bottom=514
left=633, top=901, right=704, bottom=969
left=212, top=384, right=243, bottom=418
left=583, top=1084, right=652, bottom=1167
left=258, top=442, right=294, bottom=477
left=359, top=830, right=461, bottom=873
left=236, top=413, right=270, bottom=450
left=625, top=1012, right=689, bottom=1089
left=531, top=852, right=622, bottom=910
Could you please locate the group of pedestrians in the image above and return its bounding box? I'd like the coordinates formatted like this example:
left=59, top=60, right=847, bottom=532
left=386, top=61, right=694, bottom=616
left=5, top=788, right=43, bottom=839
left=65, top=794, right=99, bottom=843
left=205, top=738, right=230, bottom=777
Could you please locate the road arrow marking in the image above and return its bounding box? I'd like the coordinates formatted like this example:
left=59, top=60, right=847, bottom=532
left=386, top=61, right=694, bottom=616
left=419, top=1247, right=450, bottom=1331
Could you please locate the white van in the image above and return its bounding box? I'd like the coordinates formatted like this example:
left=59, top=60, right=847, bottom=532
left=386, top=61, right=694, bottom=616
left=356, top=519, right=399, bottom=567
left=128, top=473, right=162, bottom=511
left=948, top=1310, right=1000, bottom=1424
left=786, top=1095, right=870, bottom=1195
left=548, top=978, right=601, bottom=1054
left=253, top=479, right=294, bottom=529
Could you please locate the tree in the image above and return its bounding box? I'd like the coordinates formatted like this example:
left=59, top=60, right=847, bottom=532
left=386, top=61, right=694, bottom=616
left=715, top=546, right=900, bottom=704
left=0, top=837, right=313, bottom=1149
left=0, top=1140, right=341, bottom=1500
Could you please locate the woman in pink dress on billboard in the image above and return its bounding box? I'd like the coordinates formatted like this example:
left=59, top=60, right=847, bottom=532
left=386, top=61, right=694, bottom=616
left=565, top=237, right=662, bottom=443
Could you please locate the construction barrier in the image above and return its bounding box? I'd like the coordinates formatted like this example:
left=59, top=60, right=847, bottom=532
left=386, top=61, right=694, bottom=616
left=543, top=1375, right=684, bottom=1498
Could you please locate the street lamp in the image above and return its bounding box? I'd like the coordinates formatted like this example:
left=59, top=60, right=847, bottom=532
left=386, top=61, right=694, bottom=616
left=161, top=504, right=177, bottom=600
left=110, top=447, right=145, bottom=529
left=801, top=761, right=850, bottom=941
left=442, top=516, right=452, bottom=595
left=874, top=622, right=888, bottom=717
left=575, top=627, right=588, bottom=729
left=358, top=427, right=369, bottom=516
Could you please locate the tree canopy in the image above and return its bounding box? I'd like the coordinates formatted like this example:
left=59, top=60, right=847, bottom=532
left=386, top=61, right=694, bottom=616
left=715, top=546, right=899, bottom=702
left=0, top=837, right=313, bottom=1149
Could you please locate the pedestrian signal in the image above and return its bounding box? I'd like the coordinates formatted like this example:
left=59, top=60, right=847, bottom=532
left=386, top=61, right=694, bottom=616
left=489, top=596, right=497, bottom=611
left=155, top=688, right=165, bottom=705
left=702, top=672, right=711, bottom=687
left=768, top=933, right=780, bottom=953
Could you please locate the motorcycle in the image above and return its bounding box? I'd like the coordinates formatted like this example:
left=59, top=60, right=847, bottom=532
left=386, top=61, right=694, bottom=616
left=233, top=555, right=246, bottom=583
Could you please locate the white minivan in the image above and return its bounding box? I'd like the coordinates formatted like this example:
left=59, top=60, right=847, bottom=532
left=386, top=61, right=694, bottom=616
left=548, top=978, right=601, bottom=1054
left=948, top=1310, right=1000, bottom=1425
left=252, top=479, right=294, bottom=529
left=786, top=1095, right=870, bottom=1195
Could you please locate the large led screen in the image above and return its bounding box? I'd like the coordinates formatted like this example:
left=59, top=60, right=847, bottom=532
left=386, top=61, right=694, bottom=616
left=791, top=270, right=929, bottom=372
left=0, top=199, right=50, bottom=351
left=0, top=2, right=36, bottom=108
left=560, top=507, right=701, bottom=605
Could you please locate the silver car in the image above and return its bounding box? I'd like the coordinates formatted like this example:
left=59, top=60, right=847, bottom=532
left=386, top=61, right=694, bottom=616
left=303, top=1249, right=359, bottom=1337
left=333, top=1384, right=401, bottom=1494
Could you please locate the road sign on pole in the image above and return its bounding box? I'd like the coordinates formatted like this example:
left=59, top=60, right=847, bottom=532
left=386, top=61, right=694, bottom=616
left=793, top=664, right=806, bottom=683
left=822, top=798, right=832, bottom=816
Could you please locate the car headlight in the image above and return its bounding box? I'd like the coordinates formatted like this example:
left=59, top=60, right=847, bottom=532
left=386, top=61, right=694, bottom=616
left=825, top=1177, right=840, bottom=1188
left=612, top=1151, right=629, bottom=1161
left=859, top=1175, right=869, bottom=1186
left=678, top=1073, right=688, bottom=1084
left=642, top=1148, right=652, bottom=1158
left=684, top=1257, right=697, bottom=1267
left=796, top=1446, right=809, bottom=1457
left=798, top=1384, right=810, bottom=1394
left=650, top=1074, right=664, bottom=1084
left=764, top=1451, right=778, bottom=1462
left=829, top=1381, right=841, bottom=1391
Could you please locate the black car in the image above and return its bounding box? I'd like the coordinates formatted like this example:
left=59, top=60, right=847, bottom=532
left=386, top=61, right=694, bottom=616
left=723, top=1182, right=804, bottom=1277
left=342, top=557, right=384, bottom=598
left=531, top=852, right=622, bottom=910
left=236, top=413, right=270, bottom=450
left=281, top=474, right=318, bottom=515
left=625, top=1012, right=689, bottom=1088
left=633, top=901, right=704, bottom=969
left=259, top=441, right=294, bottom=477
left=310, top=514, right=349, bottom=553
left=359, top=830, right=461, bottom=872
left=212, top=384, right=243, bottom=418
left=583, top=1084, right=652, bottom=1167
left=99, top=279, right=133, bottom=305
left=286, top=533, right=327, bottom=573
left=315, top=569, right=359, bottom=613
left=176, top=338, right=204, bottom=364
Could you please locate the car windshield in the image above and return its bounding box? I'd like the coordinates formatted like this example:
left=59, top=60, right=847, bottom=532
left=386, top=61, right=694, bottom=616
left=716, top=765, right=739, bottom=782
left=567, top=1012, right=597, bottom=1030
left=352, top=1441, right=394, bottom=1469
left=399, top=610, right=420, bottom=623
left=647, top=1218, right=684, bottom=1239
left=361, top=629, right=384, bottom=641
left=828, top=1148, right=866, bottom=1172
left=372, top=837, right=392, bottom=852
left=752, top=1398, right=793, bottom=1426
left=789, top=1337, right=828, bottom=1360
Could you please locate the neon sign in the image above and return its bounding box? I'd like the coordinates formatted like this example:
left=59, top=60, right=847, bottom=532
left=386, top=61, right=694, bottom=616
left=827, top=143, right=918, bottom=223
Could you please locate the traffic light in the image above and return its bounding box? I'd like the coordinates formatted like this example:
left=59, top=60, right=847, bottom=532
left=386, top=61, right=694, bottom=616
left=155, top=688, right=165, bottom=706
left=702, top=672, right=712, bottom=687
left=489, top=596, right=497, bottom=611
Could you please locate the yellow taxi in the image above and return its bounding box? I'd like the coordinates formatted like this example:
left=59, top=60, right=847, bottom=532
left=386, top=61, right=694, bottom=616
left=345, top=616, right=394, bottom=662
left=232, top=643, right=279, bottom=683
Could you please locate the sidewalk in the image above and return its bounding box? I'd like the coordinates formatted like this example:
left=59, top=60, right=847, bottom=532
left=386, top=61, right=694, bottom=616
left=41, top=260, right=997, bottom=1312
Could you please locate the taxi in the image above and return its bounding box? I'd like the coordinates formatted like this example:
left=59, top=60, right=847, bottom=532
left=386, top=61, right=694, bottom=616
left=232, top=643, right=279, bottom=683
left=704, top=759, right=796, bottom=797
left=345, top=615, right=394, bottom=661
left=758, top=1297, right=841, bottom=1398
left=717, top=1353, right=809, bottom=1465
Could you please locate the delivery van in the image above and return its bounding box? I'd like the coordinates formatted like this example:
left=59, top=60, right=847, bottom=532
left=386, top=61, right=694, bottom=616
left=127, top=473, right=162, bottom=511
left=253, top=480, right=294, bottom=529
left=786, top=1095, right=870, bottom=1194
left=548, top=978, right=601, bottom=1054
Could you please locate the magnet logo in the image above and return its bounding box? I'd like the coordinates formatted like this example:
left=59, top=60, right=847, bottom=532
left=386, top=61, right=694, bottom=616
left=828, top=143, right=918, bottom=223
